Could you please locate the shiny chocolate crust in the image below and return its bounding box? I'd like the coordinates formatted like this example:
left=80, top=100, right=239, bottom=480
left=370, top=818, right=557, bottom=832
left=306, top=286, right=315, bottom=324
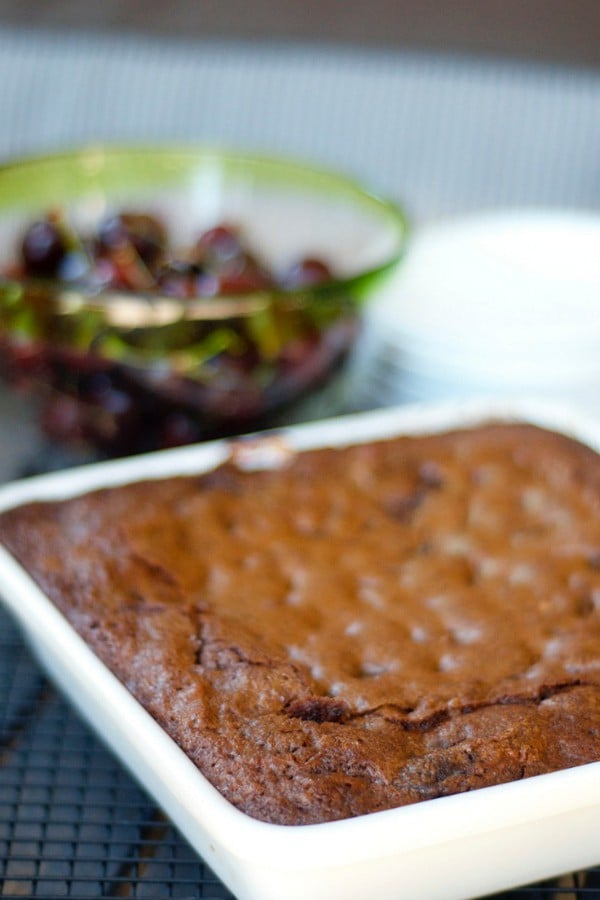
left=1, top=423, right=600, bottom=824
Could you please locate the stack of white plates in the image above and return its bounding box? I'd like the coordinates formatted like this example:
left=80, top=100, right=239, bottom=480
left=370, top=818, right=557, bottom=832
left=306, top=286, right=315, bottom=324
left=353, top=209, right=600, bottom=414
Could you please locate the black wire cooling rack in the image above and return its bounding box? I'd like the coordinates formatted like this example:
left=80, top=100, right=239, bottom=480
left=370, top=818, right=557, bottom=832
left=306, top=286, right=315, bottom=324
left=2, top=602, right=600, bottom=899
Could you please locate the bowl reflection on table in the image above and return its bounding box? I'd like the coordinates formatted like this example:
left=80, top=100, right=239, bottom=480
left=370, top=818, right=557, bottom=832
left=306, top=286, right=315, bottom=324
left=0, top=146, right=408, bottom=457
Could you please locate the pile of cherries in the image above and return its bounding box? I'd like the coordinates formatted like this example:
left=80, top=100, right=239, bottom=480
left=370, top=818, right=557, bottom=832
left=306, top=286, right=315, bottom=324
left=1, top=210, right=355, bottom=456
left=17, top=210, right=333, bottom=297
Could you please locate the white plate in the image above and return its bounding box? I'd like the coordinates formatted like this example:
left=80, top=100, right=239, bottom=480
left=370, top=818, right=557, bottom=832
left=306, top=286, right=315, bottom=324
left=360, top=210, right=600, bottom=414
left=1, top=397, right=600, bottom=900
left=370, top=210, right=600, bottom=350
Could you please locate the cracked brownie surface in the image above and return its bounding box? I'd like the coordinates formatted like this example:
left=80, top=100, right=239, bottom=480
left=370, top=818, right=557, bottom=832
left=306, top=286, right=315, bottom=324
left=2, top=422, right=600, bottom=824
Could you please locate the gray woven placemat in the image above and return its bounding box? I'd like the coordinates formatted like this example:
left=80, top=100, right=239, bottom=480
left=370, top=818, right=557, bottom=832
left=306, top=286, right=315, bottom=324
left=0, top=27, right=598, bottom=221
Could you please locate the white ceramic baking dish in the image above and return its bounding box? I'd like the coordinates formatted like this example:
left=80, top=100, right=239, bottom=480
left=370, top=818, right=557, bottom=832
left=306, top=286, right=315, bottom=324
left=1, top=397, right=600, bottom=900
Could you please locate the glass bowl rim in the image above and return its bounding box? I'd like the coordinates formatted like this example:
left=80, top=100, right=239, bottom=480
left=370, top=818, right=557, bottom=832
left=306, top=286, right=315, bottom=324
left=0, top=143, right=410, bottom=316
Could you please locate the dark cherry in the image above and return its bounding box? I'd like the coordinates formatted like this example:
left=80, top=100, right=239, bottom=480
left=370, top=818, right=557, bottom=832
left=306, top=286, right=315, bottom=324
left=79, top=373, right=141, bottom=449
left=85, top=372, right=131, bottom=412
left=194, top=225, right=245, bottom=269
left=282, top=258, right=332, bottom=289
left=158, top=261, right=219, bottom=298
left=159, top=412, right=202, bottom=448
left=97, top=213, right=167, bottom=267
left=57, top=250, right=90, bottom=282
left=87, top=256, right=124, bottom=289
left=93, top=244, right=158, bottom=291
left=218, top=259, right=274, bottom=294
left=21, top=220, right=69, bottom=278
left=40, top=394, right=85, bottom=442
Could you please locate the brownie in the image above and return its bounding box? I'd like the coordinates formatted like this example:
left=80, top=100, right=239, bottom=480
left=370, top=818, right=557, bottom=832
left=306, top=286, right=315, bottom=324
left=1, top=422, right=600, bottom=825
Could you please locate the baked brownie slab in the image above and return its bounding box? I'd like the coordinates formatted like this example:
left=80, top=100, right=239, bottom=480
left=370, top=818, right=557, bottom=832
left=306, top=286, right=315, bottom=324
left=1, top=423, right=599, bottom=824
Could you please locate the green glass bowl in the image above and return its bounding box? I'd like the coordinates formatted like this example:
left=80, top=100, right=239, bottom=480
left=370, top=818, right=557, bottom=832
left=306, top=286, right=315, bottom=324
left=0, top=146, right=408, bottom=455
